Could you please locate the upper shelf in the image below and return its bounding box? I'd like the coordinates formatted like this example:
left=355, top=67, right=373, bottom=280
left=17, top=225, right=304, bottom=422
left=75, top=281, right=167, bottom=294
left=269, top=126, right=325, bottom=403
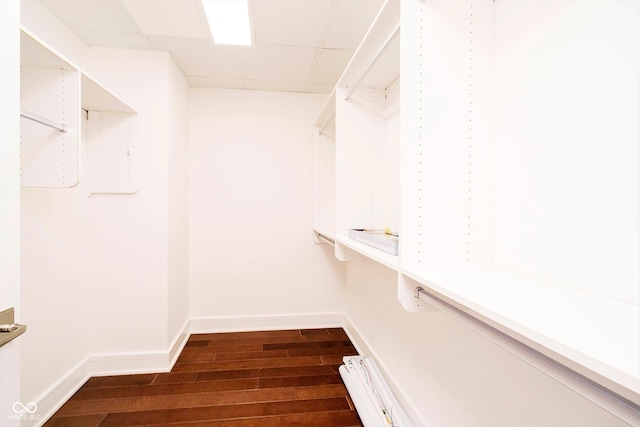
left=402, top=263, right=640, bottom=401
left=336, top=0, right=400, bottom=93
left=314, top=89, right=336, bottom=137
left=81, top=74, right=135, bottom=113
left=21, top=30, right=74, bottom=71
left=21, top=28, right=136, bottom=115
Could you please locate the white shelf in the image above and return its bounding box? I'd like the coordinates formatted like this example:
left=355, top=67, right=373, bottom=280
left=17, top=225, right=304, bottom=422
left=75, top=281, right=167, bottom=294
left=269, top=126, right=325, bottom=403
left=396, top=0, right=640, bottom=404
left=81, top=73, right=135, bottom=113
left=20, top=30, right=80, bottom=188
left=336, top=235, right=398, bottom=271
left=401, top=264, right=640, bottom=400
left=336, top=0, right=400, bottom=92
left=20, top=29, right=75, bottom=71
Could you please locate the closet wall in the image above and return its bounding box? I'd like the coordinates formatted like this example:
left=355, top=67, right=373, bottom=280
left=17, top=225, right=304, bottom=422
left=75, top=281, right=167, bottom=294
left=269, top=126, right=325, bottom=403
left=344, top=255, right=630, bottom=426
left=331, top=0, right=639, bottom=425
left=19, top=0, right=190, bottom=414
left=0, top=1, right=21, bottom=425
left=188, top=88, right=345, bottom=326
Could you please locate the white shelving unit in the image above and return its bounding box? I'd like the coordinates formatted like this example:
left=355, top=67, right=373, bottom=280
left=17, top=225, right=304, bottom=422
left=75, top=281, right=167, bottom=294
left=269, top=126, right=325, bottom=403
left=313, top=0, right=639, bottom=411
left=312, top=90, right=337, bottom=242
left=20, top=30, right=80, bottom=188
left=82, top=74, right=139, bottom=195
left=20, top=29, right=139, bottom=194
left=333, top=0, right=400, bottom=265
left=397, top=0, right=639, bottom=407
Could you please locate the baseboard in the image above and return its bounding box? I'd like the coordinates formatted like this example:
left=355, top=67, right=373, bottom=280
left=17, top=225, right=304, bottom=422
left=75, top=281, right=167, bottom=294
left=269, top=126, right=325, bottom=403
left=341, top=314, right=425, bottom=427
left=189, top=312, right=345, bottom=334
left=26, top=357, right=91, bottom=427
left=169, top=318, right=191, bottom=368
left=31, top=313, right=422, bottom=427
left=88, top=350, right=171, bottom=377
left=31, top=319, right=191, bottom=427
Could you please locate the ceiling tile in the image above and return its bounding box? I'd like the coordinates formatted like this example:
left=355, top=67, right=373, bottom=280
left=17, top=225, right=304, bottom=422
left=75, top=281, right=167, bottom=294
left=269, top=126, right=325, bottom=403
left=39, top=0, right=140, bottom=33
left=36, top=0, right=386, bottom=93
left=149, top=35, right=240, bottom=79
left=187, top=76, right=244, bottom=89
left=238, top=45, right=316, bottom=83
left=309, top=48, right=354, bottom=85
left=75, top=29, right=152, bottom=49
left=121, top=0, right=210, bottom=39
left=251, top=0, right=333, bottom=48
left=243, top=79, right=307, bottom=93
left=305, top=82, right=335, bottom=93
left=323, top=0, right=385, bottom=49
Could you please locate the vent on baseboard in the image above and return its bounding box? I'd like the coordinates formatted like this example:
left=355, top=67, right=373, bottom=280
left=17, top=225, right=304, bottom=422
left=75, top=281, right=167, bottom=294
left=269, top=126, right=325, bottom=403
left=339, top=355, right=414, bottom=426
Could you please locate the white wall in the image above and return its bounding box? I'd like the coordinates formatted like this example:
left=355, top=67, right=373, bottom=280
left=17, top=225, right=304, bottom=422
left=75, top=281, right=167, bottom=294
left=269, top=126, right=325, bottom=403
left=189, top=89, right=345, bottom=322
left=18, top=0, right=190, bottom=417
left=167, top=58, right=190, bottom=343
left=343, top=254, right=631, bottom=426
left=19, top=0, right=92, bottom=413
left=0, top=1, right=22, bottom=425
left=83, top=46, right=171, bottom=356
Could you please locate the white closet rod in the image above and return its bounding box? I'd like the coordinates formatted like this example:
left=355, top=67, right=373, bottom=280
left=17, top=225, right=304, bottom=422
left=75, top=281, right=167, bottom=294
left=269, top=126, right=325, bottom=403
left=414, top=286, right=640, bottom=416
left=316, top=232, right=335, bottom=246
left=20, top=110, right=66, bottom=133
left=345, top=23, right=400, bottom=101
left=318, top=112, right=336, bottom=136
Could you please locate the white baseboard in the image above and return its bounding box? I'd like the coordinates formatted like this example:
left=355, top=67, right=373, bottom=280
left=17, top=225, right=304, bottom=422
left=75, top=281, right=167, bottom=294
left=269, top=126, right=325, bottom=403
left=169, top=318, right=191, bottom=368
left=31, top=314, right=345, bottom=426
left=31, top=313, right=421, bottom=427
left=342, top=314, right=425, bottom=427
left=26, top=357, right=91, bottom=427
left=31, top=319, right=191, bottom=427
left=189, top=312, right=345, bottom=334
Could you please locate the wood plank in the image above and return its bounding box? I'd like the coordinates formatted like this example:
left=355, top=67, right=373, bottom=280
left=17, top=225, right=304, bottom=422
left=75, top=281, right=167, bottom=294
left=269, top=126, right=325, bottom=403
left=259, top=374, right=343, bottom=389
left=287, top=346, right=358, bottom=357
left=171, top=356, right=324, bottom=373
left=43, top=413, right=106, bottom=427
left=188, top=330, right=303, bottom=342
left=138, top=410, right=362, bottom=426
left=53, top=387, right=298, bottom=417
left=71, top=379, right=261, bottom=400
left=195, top=365, right=338, bottom=382
left=82, top=374, right=157, bottom=389
left=295, top=384, right=350, bottom=399
left=263, top=340, right=353, bottom=350
left=98, top=397, right=351, bottom=426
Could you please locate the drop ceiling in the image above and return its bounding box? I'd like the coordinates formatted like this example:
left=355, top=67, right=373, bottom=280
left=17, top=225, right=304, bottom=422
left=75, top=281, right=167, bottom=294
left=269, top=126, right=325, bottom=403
left=37, top=0, right=386, bottom=93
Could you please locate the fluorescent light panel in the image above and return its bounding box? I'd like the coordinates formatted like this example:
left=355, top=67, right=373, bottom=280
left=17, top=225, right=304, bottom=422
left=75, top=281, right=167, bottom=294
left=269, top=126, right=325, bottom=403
left=202, top=0, right=252, bottom=46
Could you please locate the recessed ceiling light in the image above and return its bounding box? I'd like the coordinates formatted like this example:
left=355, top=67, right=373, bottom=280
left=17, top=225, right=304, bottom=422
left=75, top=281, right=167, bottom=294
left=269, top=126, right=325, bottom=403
left=202, top=0, right=252, bottom=46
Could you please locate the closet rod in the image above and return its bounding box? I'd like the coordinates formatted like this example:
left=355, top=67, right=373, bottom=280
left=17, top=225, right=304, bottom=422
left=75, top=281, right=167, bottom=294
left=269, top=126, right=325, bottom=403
left=20, top=110, right=66, bottom=133
left=414, top=286, right=640, bottom=415
left=316, top=232, right=335, bottom=246
left=345, top=23, right=400, bottom=101
left=318, top=112, right=336, bottom=136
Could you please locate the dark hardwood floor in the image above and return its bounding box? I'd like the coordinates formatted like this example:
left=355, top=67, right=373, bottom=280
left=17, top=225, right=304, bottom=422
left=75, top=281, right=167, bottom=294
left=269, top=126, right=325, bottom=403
left=44, top=328, right=363, bottom=426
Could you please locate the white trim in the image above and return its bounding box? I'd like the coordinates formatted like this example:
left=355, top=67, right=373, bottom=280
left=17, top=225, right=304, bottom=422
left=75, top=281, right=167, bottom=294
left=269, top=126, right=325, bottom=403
left=26, top=357, right=91, bottom=427
left=30, top=319, right=191, bottom=426
left=88, top=351, right=169, bottom=377
left=28, top=314, right=422, bottom=427
left=189, top=312, right=345, bottom=334
left=169, top=318, right=191, bottom=368
left=341, top=314, right=428, bottom=427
